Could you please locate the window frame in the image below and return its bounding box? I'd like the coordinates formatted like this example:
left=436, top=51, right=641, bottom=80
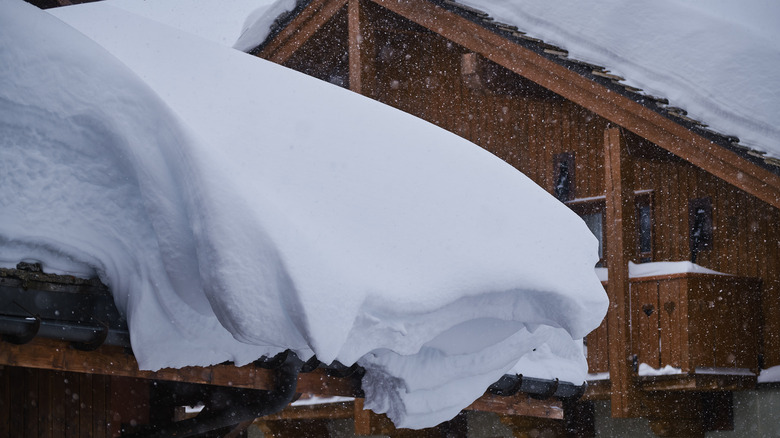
left=566, top=191, right=654, bottom=267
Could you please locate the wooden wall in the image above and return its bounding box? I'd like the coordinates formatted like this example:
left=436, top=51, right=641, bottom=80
left=0, top=365, right=150, bottom=438
left=277, top=4, right=780, bottom=368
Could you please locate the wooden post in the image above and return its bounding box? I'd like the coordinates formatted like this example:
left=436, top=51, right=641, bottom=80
left=604, top=126, right=638, bottom=417
left=348, top=0, right=376, bottom=96
left=353, top=398, right=372, bottom=435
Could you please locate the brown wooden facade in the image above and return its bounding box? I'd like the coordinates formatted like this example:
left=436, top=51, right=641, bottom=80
left=0, top=365, right=150, bottom=438
left=254, top=0, right=780, bottom=435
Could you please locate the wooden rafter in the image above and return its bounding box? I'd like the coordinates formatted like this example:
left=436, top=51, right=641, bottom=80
left=348, top=0, right=377, bottom=96
left=361, top=0, right=780, bottom=210
left=466, top=391, right=564, bottom=419
left=0, top=338, right=359, bottom=396
left=258, top=0, right=348, bottom=64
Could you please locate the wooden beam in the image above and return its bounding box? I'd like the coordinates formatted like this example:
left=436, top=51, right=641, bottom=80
left=348, top=0, right=376, bottom=96
left=367, top=0, right=780, bottom=210
left=0, top=338, right=359, bottom=397
left=465, top=391, right=564, bottom=420
left=258, top=0, right=348, bottom=64
left=2, top=339, right=568, bottom=422
left=604, top=126, right=638, bottom=417
left=639, top=374, right=756, bottom=392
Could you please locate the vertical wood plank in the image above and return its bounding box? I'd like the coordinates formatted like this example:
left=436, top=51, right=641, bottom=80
left=24, top=368, right=39, bottom=438
left=92, top=374, right=107, bottom=438
left=658, top=278, right=682, bottom=368
left=0, top=366, right=10, bottom=438
left=604, top=126, right=638, bottom=417
left=586, top=312, right=609, bottom=373
left=80, top=374, right=94, bottom=438
left=64, top=372, right=79, bottom=438
left=40, top=368, right=54, bottom=438
left=52, top=371, right=65, bottom=438
left=678, top=277, right=693, bottom=372
left=348, top=0, right=376, bottom=97
left=633, top=281, right=660, bottom=368
left=9, top=366, right=24, bottom=437
left=106, top=376, right=120, bottom=438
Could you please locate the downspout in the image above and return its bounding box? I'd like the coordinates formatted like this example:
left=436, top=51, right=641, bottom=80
left=123, top=352, right=301, bottom=438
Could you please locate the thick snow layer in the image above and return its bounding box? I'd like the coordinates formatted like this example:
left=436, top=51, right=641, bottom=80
left=459, top=0, right=780, bottom=159
left=2, top=0, right=607, bottom=428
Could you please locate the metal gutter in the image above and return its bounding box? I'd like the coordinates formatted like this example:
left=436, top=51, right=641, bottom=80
left=0, top=314, right=130, bottom=348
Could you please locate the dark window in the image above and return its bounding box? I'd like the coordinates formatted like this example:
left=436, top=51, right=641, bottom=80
left=567, top=192, right=653, bottom=266
left=689, top=197, right=712, bottom=263
left=637, top=197, right=654, bottom=263
left=554, top=153, right=575, bottom=202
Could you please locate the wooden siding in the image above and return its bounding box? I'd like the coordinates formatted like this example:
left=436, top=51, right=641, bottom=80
left=0, top=365, right=152, bottom=438
left=273, top=5, right=780, bottom=369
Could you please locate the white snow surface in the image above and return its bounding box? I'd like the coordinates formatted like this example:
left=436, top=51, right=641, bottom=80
left=459, top=0, right=780, bottom=159
left=758, top=365, right=780, bottom=384
left=1, top=0, right=607, bottom=429
left=638, top=363, right=682, bottom=377
left=106, top=0, right=296, bottom=51
left=595, top=261, right=728, bottom=281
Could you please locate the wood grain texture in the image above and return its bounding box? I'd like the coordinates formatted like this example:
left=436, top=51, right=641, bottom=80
left=259, top=0, right=348, bottom=64
left=604, top=126, right=638, bottom=417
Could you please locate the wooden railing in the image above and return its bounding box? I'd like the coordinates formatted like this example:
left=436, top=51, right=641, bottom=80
left=587, top=273, right=762, bottom=375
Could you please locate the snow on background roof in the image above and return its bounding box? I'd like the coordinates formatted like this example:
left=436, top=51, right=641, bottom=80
left=1, top=0, right=606, bottom=429
left=107, top=0, right=296, bottom=51
left=459, top=0, right=780, bottom=160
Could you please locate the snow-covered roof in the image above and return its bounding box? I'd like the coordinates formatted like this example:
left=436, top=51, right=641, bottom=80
left=449, top=0, right=780, bottom=168
left=1, top=0, right=606, bottom=429
left=94, top=0, right=780, bottom=168
left=249, top=0, right=780, bottom=173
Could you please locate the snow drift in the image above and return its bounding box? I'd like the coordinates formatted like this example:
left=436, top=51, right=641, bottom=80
left=1, top=0, right=607, bottom=428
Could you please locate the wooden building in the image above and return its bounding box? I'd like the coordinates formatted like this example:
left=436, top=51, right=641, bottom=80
left=248, top=0, right=780, bottom=436
left=4, top=0, right=779, bottom=436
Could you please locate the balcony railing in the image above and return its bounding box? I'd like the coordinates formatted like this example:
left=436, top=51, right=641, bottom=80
left=587, top=273, right=762, bottom=375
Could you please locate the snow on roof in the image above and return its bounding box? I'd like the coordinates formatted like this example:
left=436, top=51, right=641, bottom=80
left=100, top=0, right=780, bottom=164
left=457, top=0, right=780, bottom=161
left=106, top=0, right=296, bottom=51
left=1, top=0, right=606, bottom=429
